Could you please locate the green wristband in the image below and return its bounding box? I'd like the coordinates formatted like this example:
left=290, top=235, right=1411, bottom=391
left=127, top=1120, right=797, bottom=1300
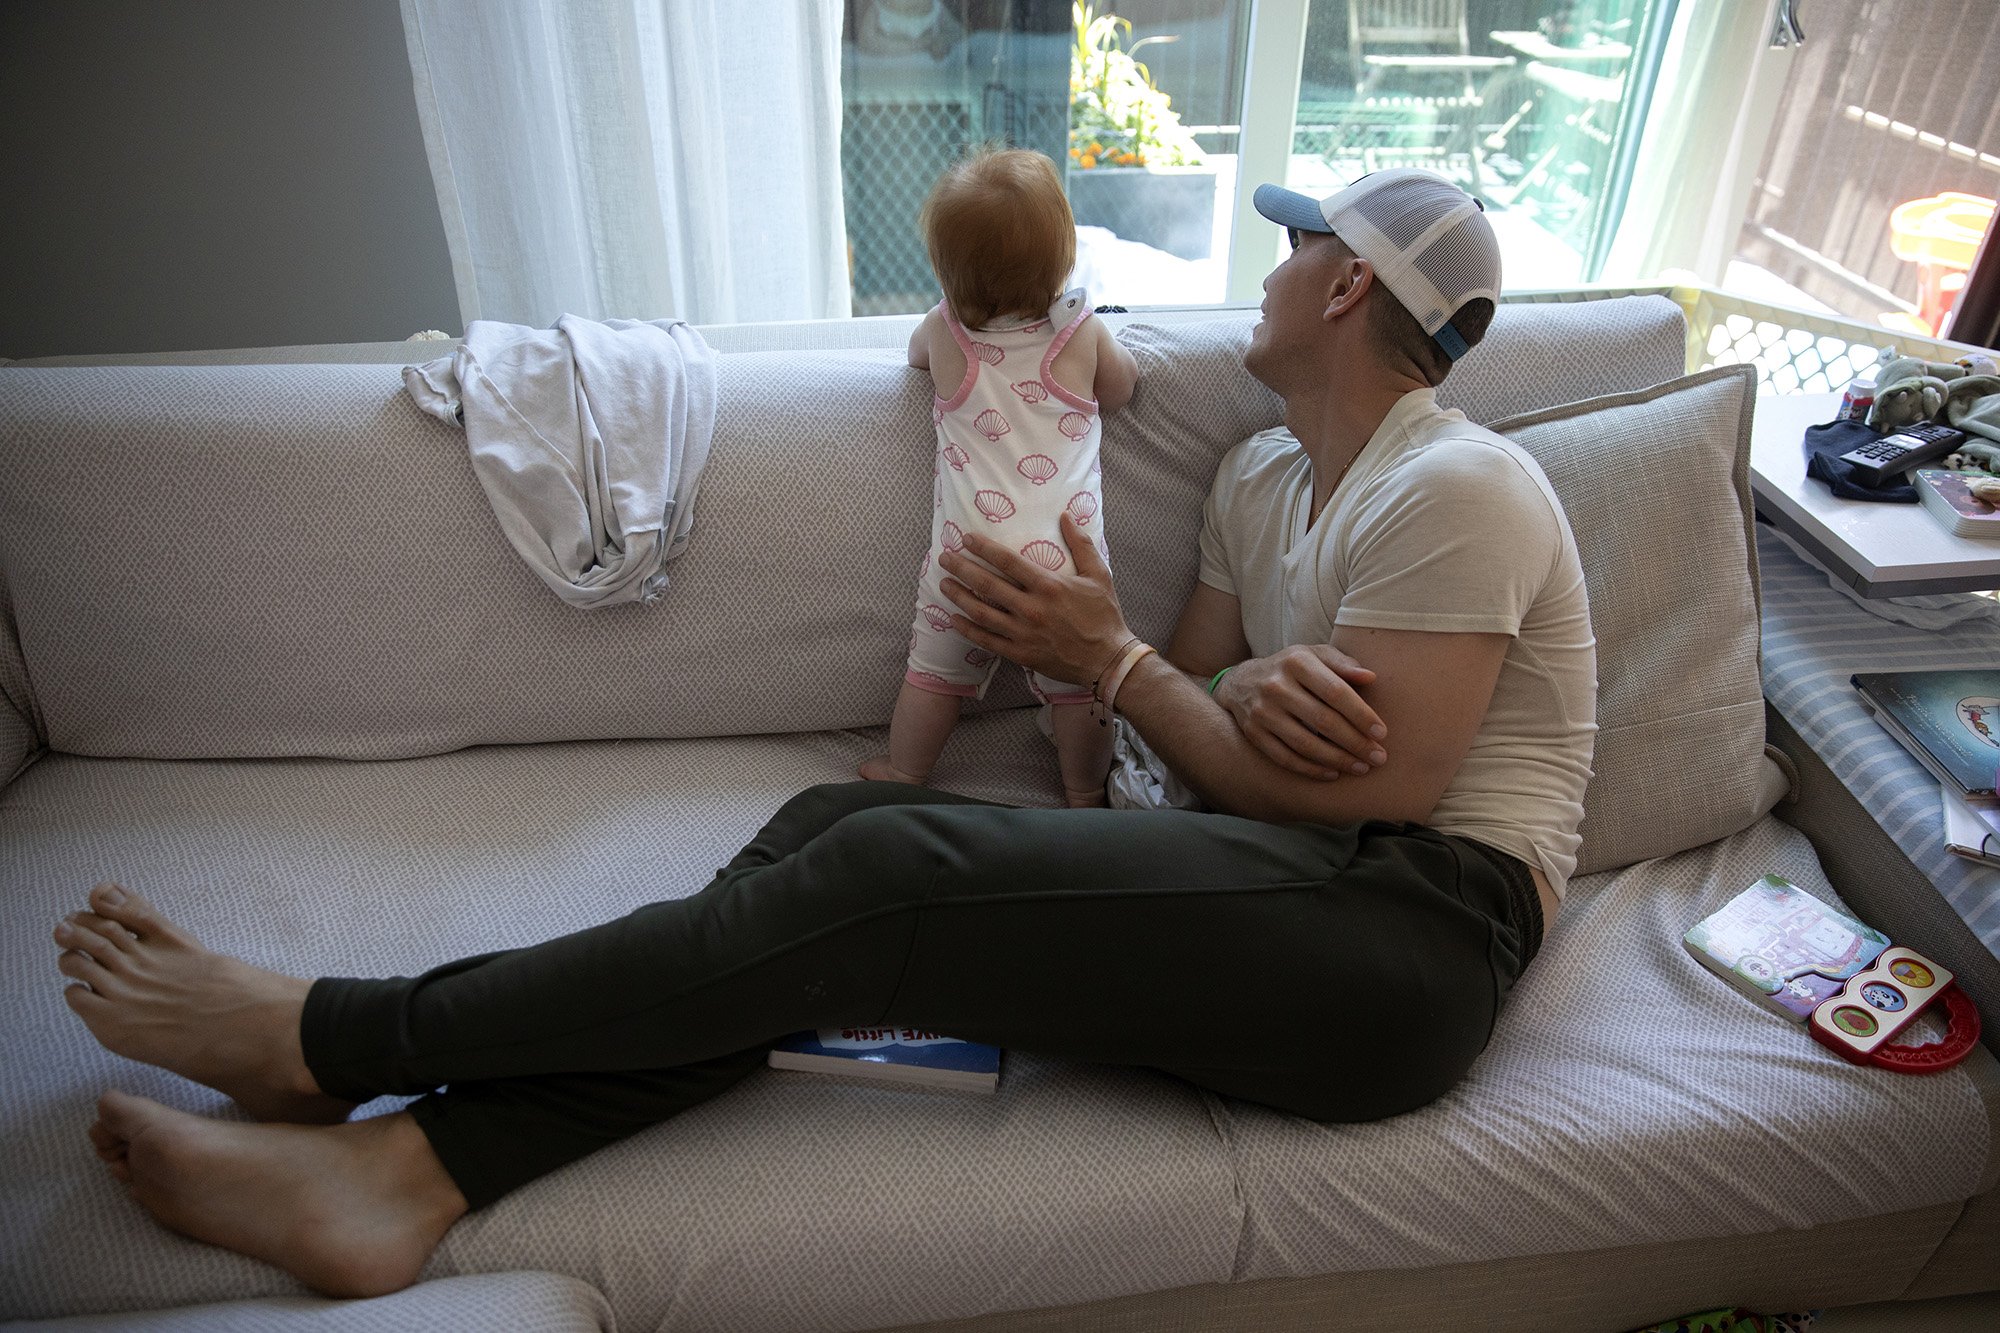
left=1206, top=666, right=1232, bottom=695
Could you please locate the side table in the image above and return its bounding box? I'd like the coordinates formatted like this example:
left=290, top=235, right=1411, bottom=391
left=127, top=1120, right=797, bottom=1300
left=1751, top=391, right=2000, bottom=597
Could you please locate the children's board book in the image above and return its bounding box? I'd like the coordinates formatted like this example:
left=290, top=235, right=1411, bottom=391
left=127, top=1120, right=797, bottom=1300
left=1942, top=785, right=2000, bottom=868
left=1913, top=469, right=2000, bottom=539
left=1851, top=670, right=2000, bottom=803
left=1683, top=876, right=1890, bottom=1022
left=768, top=1028, right=1000, bottom=1093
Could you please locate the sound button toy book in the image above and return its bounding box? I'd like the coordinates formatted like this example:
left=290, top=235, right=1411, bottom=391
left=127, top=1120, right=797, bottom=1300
left=1683, top=877, right=1980, bottom=1074
left=1684, top=876, right=1889, bottom=1022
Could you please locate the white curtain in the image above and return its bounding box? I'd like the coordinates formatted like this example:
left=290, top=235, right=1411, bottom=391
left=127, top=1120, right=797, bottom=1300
left=400, top=0, right=850, bottom=328
left=1602, top=0, right=1796, bottom=286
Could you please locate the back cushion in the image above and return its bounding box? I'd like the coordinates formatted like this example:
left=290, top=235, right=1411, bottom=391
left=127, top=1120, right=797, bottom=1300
left=0, top=298, right=1685, bottom=761
left=1493, top=366, right=1780, bottom=873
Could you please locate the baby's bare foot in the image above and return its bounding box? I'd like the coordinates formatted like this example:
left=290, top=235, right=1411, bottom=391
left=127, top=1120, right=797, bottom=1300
left=857, top=755, right=927, bottom=784
left=93, top=1091, right=465, bottom=1299
left=55, top=884, right=354, bottom=1124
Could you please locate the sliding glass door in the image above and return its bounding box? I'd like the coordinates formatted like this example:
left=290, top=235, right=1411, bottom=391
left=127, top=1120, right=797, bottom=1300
left=837, top=1, right=1674, bottom=315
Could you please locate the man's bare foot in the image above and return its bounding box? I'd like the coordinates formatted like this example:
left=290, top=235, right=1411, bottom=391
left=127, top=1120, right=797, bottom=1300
left=55, top=883, right=355, bottom=1124
left=93, top=1091, right=466, bottom=1299
left=857, top=755, right=927, bottom=784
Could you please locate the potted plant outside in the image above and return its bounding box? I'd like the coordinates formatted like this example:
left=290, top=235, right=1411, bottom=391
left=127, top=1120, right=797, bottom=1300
left=1067, top=2, right=1217, bottom=261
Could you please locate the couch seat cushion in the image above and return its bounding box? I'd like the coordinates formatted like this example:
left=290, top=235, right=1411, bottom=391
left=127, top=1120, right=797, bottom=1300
left=1219, top=813, right=1996, bottom=1282
left=4, top=1271, right=613, bottom=1332
left=0, top=715, right=1241, bottom=1331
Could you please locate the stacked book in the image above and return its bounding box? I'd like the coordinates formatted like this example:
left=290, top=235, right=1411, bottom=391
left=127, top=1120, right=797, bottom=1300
left=1853, top=670, right=2000, bottom=868
left=1913, top=470, right=2000, bottom=540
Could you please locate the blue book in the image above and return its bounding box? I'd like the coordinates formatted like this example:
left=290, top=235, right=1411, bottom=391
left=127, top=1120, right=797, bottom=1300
left=1852, top=670, right=2000, bottom=802
left=767, top=1027, right=1001, bottom=1093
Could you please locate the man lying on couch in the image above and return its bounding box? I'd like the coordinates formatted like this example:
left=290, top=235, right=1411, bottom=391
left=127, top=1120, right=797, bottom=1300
left=49, top=170, right=1595, bottom=1298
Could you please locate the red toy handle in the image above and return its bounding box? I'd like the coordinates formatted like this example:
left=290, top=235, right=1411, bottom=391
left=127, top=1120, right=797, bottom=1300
left=1864, top=983, right=1982, bottom=1074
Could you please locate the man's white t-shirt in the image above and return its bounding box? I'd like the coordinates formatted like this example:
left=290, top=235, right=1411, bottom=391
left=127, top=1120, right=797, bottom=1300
left=1196, top=388, right=1598, bottom=900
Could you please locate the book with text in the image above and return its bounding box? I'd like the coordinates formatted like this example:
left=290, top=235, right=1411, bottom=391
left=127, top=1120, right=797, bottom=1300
left=1683, top=876, right=1890, bottom=1022
left=1852, top=670, right=2000, bottom=803
left=768, top=1027, right=1001, bottom=1093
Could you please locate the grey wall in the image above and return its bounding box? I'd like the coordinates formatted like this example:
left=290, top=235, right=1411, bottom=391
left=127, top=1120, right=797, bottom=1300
left=1, top=1, right=458, bottom=359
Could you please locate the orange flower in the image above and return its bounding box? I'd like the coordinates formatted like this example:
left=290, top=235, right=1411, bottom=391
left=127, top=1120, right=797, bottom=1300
left=1079, top=153, right=1097, bottom=169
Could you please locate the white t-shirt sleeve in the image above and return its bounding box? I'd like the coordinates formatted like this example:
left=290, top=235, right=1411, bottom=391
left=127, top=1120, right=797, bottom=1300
left=1334, top=438, right=1559, bottom=636
left=1196, top=455, right=1238, bottom=595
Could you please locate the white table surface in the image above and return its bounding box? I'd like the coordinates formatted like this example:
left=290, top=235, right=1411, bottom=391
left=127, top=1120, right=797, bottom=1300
left=1749, top=391, right=2000, bottom=597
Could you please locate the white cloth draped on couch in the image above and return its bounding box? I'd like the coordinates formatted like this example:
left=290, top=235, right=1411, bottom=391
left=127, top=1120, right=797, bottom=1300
left=403, top=315, right=719, bottom=608
left=397, top=0, right=850, bottom=328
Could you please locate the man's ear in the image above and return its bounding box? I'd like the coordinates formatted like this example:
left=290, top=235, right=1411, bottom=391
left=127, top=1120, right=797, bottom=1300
left=1322, top=258, right=1374, bottom=323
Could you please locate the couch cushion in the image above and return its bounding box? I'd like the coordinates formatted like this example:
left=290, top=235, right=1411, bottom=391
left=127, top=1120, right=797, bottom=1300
left=0, top=298, right=1685, bottom=762
left=2, top=720, right=1992, bottom=1328
left=1491, top=365, right=1781, bottom=874
left=1217, top=811, right=1996, bottom=1284
left=0, top=721, right=1242, bottom=1331
left=4, top=1272, right=613, bottom=1332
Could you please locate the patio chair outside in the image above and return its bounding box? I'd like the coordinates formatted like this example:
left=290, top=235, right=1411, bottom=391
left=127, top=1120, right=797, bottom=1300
left=1347, top=0, right=1512, bottom=100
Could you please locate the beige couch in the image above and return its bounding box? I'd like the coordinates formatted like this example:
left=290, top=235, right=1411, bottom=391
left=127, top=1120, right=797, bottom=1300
left=2, top=297, right=1995, bottom=1331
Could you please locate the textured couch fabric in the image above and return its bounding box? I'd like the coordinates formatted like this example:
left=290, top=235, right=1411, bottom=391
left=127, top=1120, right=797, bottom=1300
left=2, top=297, right=1995, bottom=1330
left=3, top=1272, right=614, bottom=1332
left=1491, top=368, right=1778, bottom=875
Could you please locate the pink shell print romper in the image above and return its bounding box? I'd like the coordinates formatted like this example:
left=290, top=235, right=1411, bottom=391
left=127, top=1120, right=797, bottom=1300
left=906, top=288, right=1109, bottom=705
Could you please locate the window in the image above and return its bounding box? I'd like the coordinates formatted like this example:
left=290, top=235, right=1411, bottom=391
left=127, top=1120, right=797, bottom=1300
left=838, top=1, right=1674, bottom=315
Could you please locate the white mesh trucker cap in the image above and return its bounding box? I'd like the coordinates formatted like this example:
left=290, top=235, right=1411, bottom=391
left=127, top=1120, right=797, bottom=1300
left=1253, top=169, right=1502, bottom=361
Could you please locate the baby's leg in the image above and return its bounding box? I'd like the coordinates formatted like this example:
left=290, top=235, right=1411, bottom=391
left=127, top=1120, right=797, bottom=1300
left=858, top=681, right=963, bottom=784
left=1049, top=701, right=1115, bottom=807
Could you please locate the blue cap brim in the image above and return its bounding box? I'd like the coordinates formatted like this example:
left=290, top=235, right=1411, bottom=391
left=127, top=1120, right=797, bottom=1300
left=1252, top=184, right=1332, bottom=234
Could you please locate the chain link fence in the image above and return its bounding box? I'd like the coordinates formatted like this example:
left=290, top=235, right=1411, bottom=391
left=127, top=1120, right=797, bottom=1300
left=842, top=94, right=1068, bottom=318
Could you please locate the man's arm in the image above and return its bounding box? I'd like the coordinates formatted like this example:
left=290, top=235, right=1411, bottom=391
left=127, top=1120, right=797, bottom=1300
left=1166, top=580, right=1386, bottom=780
left=1162, top=579, right=1249, bottom=679
left=934, top=459, right=1527, bottom=827
left=1115, top=624, right=1509, bottom=826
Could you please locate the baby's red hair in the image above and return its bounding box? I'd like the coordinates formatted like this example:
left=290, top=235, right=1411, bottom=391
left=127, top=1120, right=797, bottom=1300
left=921, top=146, right=1075, bottom=329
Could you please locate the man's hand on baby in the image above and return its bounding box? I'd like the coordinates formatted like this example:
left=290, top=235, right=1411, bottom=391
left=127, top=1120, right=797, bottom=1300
left=938, top=513, right=1130, bottom=688
left=1214, top=645, right=1387, bottom=781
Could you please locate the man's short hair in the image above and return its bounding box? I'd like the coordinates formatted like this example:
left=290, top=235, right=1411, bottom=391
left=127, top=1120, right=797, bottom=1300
left=1329, top=234, right=1495, bottom=386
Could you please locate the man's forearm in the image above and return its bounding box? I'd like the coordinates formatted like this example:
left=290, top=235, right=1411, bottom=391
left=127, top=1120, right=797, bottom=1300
left=1114, top=652, right=1389, bottom=825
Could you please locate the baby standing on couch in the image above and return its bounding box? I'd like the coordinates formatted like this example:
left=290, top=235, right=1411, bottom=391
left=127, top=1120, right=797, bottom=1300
left=857, top=147, right=1139, bottom=806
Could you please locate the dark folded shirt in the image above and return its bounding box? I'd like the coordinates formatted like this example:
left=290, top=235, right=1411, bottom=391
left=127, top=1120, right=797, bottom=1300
left=1802, top=418, right=1917, bottom=503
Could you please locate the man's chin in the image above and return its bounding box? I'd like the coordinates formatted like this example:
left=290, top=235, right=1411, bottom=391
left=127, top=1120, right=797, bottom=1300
left=1242, top=329, right=1277, bottom=391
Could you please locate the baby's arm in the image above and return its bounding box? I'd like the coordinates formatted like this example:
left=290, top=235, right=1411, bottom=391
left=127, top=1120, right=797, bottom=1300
left=1093, top=321, right=1139, bottom=413
left=908, top=309, right=939, bottom=369
left=909, top=308, right=964, bottom=398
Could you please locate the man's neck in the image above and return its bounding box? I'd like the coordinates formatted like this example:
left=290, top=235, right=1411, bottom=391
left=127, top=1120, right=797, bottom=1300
left=1286, top=370, right=1429, bottom=525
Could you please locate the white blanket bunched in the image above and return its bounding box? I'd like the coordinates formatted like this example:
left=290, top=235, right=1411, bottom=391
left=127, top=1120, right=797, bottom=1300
left=404, top=316, right=718, bottom=608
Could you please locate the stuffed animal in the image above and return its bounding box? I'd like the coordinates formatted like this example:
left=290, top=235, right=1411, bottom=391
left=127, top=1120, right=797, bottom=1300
left=1944, top=374, right=2000, bottom=446
left=1867, top=356, right=1959, bottom=430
